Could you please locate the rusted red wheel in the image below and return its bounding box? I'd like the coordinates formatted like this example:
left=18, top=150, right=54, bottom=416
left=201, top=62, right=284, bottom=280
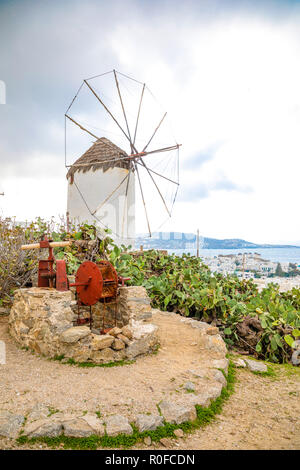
left=75, top=261, right=103, bottom=306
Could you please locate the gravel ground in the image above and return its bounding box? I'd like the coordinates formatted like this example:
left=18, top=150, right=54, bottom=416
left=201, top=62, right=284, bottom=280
left=136, top=362, right=300, bottom=450
left=1, top=312, right=299, bottom=450
left=0, top=312, right=223, bottom=421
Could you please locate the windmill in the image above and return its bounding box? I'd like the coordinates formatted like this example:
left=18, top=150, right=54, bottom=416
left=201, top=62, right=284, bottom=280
left=65, top=70, right=180, bottom=245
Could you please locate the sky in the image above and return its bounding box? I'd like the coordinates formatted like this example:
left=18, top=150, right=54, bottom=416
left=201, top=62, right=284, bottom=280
left=0, top=0, right=299, bottom=244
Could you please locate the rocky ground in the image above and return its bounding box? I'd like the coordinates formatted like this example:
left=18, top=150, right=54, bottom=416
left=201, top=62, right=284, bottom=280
left=141, top=361, right=300, bottom=450
left=0, top=311, right=299, bottom=450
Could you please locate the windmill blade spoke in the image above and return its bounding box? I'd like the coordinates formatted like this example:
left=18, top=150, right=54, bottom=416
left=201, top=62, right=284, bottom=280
left=113, top=70, right=133, bottom=152
left=133, top=83, right=145, bottom=147
left=121, top=166, right=132, bottom=237
left=139, top=159, right=171, bottom=217
left=142, top=112, right=167, bottom=152
left=135, top=160, right=179, bottom=185
left=91, top=173, right=129, bottom=215
left=65, top=114, right=100, bottom=141
left=135, top=163, right=151, bottom=237
left=84, top=79, right=133, bottom=147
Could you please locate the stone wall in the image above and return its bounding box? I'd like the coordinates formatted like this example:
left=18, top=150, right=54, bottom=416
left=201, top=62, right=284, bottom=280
left=9, top=287, right=159, bottom=364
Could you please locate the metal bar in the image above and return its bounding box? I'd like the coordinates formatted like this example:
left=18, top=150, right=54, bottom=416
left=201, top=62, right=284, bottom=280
left=113, top=70, right=133, bottom=151
left=84, top=79, right=133, bottom=146
left=135, top=160, right=179, bottom=185
left=65, top=114, right=100, bottom=141
left=139, top=159, right=171, bottom=217
left=142, top=112, right=167, bottom=152
left=135, top=163, right=151, bottom=237
left=133, top=83, right=145, bottom=147
left=65, top=144, right=181, bottom=169
left=91, top=172, right=129, bottom=215
left=141, top=143, right=181, bottom=156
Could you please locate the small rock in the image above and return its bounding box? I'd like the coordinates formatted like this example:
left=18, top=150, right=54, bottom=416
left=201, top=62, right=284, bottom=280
left=90, top=347, right=115, bottom=363
left=206, top=382, right=223, bottom=400
left=63, top=415, right=104, bottom=437
left=159, top=400, right=197, bottom=425
left=244, top=359, right=267, bottom=373
left=91, top=334, right=114, bottom=350
left=184, top=381, right=195, bottom=392
left=60, top=326, right=90, bottom=344
left=135, top=414, right=164, bottom=432
left=0, top=411, right=25, bottom=438
left=81, top=414, right=105, bottom=436
left=212, top=370, right=227, bottom=387
left=234, top=358, right=247, bottom=368
left=108, top=327, right=122, bottom=337
left=160, top=437, right=172, bottom=447
left=121, top=325, right=133, bottom=340
left=63, top=417, right=94, bottom=437
left=205, top=334, right=227, bottom=354
left=212, top=359, right=229, bottom=374
left=174, top=428, right=184, bottom=438
left=112, top=338, right=125, bottom=350
left=144, top=436, right=152, bottom=446
left=105, top=414, right=133, bottom=436
left=117, top=333, right=130, bottom=346
left=24, top=418, right=62, bottom=438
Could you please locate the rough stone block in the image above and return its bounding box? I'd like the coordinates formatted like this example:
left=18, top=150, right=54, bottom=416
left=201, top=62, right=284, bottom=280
left=159, top=400, right=197, bottom=425
left=105, top=415, right=133, bottom=436
left=0, top=411, right=25, bottom=438
left=60, top=326, right=90, bottom=344
left=91, top=334, right=114, bottom=350
left=24, top=418, right=63, bottom=438
left=135, top=414, right=164, bottom=432
left=244, top=359, right=267, bottom=372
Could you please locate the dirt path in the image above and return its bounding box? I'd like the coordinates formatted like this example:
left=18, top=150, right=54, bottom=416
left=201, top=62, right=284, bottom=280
left=0, top=313, right=223, bottom=419
left=137, top=362, right=300, bottom=450
left=1, top=313, right=299, bottom=450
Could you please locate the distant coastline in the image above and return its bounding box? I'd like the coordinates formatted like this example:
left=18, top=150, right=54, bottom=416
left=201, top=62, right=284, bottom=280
left=135, top=232, right=300, bottom=250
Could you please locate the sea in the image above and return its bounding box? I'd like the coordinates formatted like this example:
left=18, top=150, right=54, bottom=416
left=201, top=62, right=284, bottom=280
left=169, top=247, right=300, bottom=265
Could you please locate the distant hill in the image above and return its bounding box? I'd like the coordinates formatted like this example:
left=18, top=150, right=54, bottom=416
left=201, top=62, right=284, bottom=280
left=135, top=232, right=300, bottom=250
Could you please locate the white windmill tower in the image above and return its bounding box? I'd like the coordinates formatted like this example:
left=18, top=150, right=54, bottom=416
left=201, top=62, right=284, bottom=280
left=67, top=137, right=135, bottom=245
left=65, top=70, right=180, bottom=246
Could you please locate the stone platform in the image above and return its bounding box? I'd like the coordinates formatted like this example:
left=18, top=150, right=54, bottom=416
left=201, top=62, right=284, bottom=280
left=8, top=286, right=159, bottom=363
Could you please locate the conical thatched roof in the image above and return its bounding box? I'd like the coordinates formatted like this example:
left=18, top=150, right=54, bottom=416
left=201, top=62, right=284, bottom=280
left=67, top=137, right=130, bottom=183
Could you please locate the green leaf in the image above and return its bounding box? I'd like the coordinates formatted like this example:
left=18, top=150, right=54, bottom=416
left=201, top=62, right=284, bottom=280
left=270, top=336, right=278, bottom=351
left=292, top=329, right=300, bottom=338
left=223, top=327, right=232, bottom=335
left=260, top=317, right=268, bottom=329
left=256, top=342, right=262, bottom=353
left=284, top=335, right=295, bottom=347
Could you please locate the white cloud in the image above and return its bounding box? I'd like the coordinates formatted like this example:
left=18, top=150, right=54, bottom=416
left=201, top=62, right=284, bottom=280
left=0, top=1, right=299, bottom=243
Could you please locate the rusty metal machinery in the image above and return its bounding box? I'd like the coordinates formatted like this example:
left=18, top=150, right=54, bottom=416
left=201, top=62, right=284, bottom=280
left=21, top=237, right=130, bottom=333
left=22, top=236, right=69, bottom=291
left=70, top=260, right=129, bottom=332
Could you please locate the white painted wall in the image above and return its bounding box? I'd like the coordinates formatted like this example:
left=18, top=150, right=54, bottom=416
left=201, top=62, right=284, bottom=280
left=67, top=167, right=135, bottom=246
